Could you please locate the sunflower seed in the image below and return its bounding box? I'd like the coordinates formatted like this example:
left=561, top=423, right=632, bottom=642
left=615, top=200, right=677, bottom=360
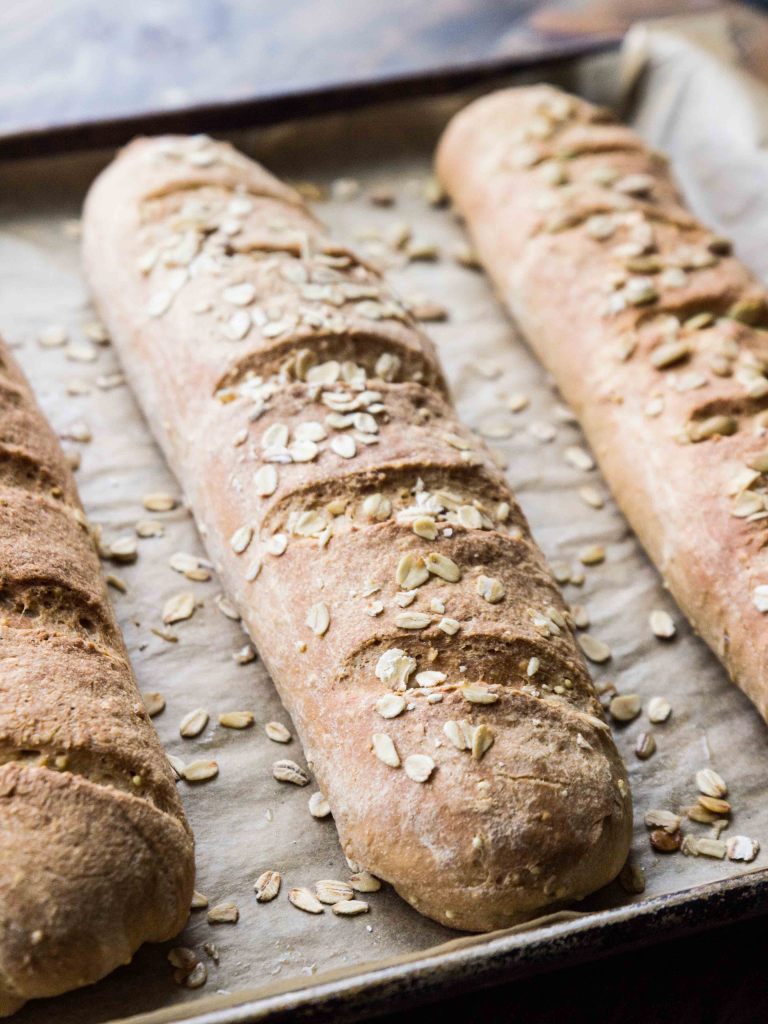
left=404, top=754, right=435, bottom=782
left=219, top=710, right=254, bottom=729
left=647, top=696, right=672, bottom=723
left=609, top=693, right=641, bottom=722
left=142, top=691, right=165, bottom=717
left=372, top=733, right=400, bottom=768
left=375, top=693, right=406, bottom=719
left=182, top=760, right=219, bottom=782
left=207, top=901, right=239, bottom=924
left=163, top=591, right=196, bottom=624
left=179, top=708, right=209, bottom=738
left=265, top=721, right=292, bottom=743
left=578, top=634, right=611, bottom=663
left=254, top=870, right=281, bottom=902
left=649, top=609, right=675, bottom=638
left=476, top=575, right=505, bottom=603
left=273, top=759, right=309, bottom=785
left=315, top=879, right=353, bottom=905
left=696, top=768, right=727, bottom=798
left=308, top=791, right=331, bottom=818
left=306, top=602, right=331, bottom=636
left=289, top=887, right=324, bottom=914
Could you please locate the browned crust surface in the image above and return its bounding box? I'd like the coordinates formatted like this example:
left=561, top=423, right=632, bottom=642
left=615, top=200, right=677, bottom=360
left=82, top=134, right=631, bottom=935
left=436, top=85, right=768, bottom=723
left=0, top=342, right=194, bottom=1016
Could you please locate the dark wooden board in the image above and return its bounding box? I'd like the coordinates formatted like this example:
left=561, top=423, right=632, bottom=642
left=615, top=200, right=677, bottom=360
left=0, top=0, right=722, bottom=157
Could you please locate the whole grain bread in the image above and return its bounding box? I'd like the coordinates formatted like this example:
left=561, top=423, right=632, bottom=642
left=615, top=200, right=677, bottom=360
left=0, top=341, right=194, bottom=1015
left=437, top=85, right=768, bottom=722
left=82, top=135, right=631, bottom=933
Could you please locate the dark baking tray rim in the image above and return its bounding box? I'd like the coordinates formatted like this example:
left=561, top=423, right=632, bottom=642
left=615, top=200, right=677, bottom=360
left=0, top=37, right=619, bottom=160
left=122, top=868, right=768, bottom=1023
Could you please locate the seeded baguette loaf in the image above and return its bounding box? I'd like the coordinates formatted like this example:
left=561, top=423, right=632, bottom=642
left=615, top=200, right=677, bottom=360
left=437, top=84, right=768, bottom=722
left=82, top=135, right=631, bottom=933
left=0, top=340, right=194, bottom=1015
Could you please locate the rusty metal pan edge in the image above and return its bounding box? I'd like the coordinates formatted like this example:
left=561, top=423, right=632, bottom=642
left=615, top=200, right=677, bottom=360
left=116, top=868, right=768, bottom=1024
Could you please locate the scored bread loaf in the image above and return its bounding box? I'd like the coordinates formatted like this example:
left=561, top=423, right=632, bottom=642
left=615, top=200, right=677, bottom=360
left=82, top=135, right=631, bottom=933
left=437, top=85, right=768, bottom=721
left=0, top=340, right=194, bottom=1015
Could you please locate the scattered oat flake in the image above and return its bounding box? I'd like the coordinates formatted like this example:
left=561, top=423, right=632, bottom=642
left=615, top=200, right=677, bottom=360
left=578, top=634, right=611, bottom=663
left=38, top=325, right=68, bottom=348
left=649, top=609, right=676, bottom=639
left=191, top=891, right=209, bottom=910
left=647, top=696, right=672, bottom=723
left=372, top=733, right=400, bottom=768
left=255, top=870, right=281, bottom=902
left=376, top=693, right=406, bottom=719
left=696, top=768, right=727, bottom=798
left=143, top=492, right=178, bottom=512
left=182, top=760, right=219, bottom=782
left=214, top=592, right=240, bottom=620
left=564, top=446, right=595, bottom=471
left=219, top=710, right=254, bottom=729
left=142, top=692, right=165, bottom=717
left=163, top=591, right=196, bottom=625
left=404, top=754, right=435, bottom=782
left=136, top=519, right=164, bottom=538
left=207, top=902, right=239, bottom=925
left=289, top=887, right=324, bottom=914
left=609, top=693, right=641, bottom=722
left=272, top=759, right=310, bottom=785
left=306, top=602, right=331, bottom=636
left=332, top=899, right=370, bottom=916
left=308, top=791, right=331, bottom=818
left=315, top=879, right=354, bottom=905
left=579, top=544, right=604, bottom=566
left=727, top=835, right=760, bottom=862
left=507, top=392, right=529, bottom=413
left=179, top=708, right=209, bottom=738
left=265, top=721, right=292, bottom=743
left=349, top=871, right=381, bottom=893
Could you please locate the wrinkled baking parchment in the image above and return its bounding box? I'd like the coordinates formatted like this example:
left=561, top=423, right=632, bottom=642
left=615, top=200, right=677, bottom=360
left=3, top=14, right=768, bottom=1023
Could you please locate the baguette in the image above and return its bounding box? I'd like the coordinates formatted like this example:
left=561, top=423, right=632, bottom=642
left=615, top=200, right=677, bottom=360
left=0, top=340, right=194, bottom=1015
left=82, top=135, right=631, bottom=932
left=437, top=85, right=768, bottom=721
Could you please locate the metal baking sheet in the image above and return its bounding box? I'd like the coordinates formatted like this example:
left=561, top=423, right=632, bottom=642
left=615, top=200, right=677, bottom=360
left=3, top=17, right=768, bottom=1024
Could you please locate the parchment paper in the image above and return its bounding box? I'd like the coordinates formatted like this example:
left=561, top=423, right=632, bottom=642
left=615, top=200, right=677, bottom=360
left=3, top=15, right=768, bottom=1023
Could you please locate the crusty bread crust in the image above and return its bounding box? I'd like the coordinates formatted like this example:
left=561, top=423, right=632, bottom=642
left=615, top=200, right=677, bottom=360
left=82, top=135, right=631, bottom=933
left=437, top=85, right=768, bottom=722
left=0, top=344, right=194, bottom=1015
